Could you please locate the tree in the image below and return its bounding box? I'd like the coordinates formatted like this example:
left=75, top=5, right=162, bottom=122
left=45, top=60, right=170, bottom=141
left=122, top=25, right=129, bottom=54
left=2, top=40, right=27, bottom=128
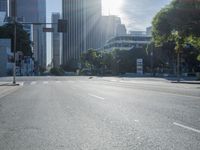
left=0, top=23, right=32, bottom=56
left=81, top=49, right=101, bottom=69
left=152, top=0, right=200, bottom=78
left=152, top=0, right=200, bottom=50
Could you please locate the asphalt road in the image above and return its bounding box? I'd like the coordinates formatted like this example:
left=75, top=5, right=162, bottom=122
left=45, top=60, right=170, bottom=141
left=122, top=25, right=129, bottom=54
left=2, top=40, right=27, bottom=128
left=0, top=76, right=199, bottom=150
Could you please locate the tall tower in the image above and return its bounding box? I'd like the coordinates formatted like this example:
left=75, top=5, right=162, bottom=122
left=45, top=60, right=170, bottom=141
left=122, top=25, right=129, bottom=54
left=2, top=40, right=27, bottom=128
left=0, top=0, right=7, bottom=14
left=51, top=13, right=61, bottom=68
left=62, top=0, right=102, bottom=66
left=13, top=0, right=47, bottom=68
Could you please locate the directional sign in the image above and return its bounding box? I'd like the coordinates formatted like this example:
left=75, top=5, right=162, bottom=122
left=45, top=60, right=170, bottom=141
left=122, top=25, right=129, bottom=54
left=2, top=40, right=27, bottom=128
left=43, top=27, right=54, bottom=32
left=137, top=58, right=143, bottom=75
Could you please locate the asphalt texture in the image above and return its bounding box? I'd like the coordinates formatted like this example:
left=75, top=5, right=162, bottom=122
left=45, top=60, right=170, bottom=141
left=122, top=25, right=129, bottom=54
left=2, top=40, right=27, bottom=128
left=0, top=76, right=199, bottom=150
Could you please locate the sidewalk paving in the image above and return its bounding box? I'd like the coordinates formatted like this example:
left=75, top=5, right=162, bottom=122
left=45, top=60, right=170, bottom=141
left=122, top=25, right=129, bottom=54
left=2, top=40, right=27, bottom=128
left=0, top=82, right=21, bottom=99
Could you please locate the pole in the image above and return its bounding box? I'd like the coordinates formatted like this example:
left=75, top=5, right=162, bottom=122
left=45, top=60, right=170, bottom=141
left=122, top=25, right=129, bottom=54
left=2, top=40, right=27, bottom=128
left=12, top=0, right=17, bottom=84
left=13, top=22, right=16, bottom=84
left=177, top=51, right=180, bottom=82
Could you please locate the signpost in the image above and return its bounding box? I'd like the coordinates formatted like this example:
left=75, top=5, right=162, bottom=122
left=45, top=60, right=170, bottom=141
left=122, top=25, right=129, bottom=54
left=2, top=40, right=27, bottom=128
left=137, top=58, right=143, bottom=75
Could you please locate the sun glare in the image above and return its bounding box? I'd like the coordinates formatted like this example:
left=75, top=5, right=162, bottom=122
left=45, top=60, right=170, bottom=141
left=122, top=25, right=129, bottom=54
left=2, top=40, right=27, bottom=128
left=102, top=0, right=123, bottom=16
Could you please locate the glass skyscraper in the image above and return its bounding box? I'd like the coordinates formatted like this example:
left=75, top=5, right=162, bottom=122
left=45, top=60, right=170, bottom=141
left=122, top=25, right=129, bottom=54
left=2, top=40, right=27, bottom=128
left=0, top=0, right=7, bottom=13
left=14, top=0, right=47, bottom=68
left=62, top=0, right=102, bottom=65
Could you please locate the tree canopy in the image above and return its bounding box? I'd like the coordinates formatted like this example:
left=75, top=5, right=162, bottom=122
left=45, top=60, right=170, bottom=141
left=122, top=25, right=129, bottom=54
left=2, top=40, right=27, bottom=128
left=0, top=23, right=32, bottom=56
left=152, top=0, right=200, bottom=50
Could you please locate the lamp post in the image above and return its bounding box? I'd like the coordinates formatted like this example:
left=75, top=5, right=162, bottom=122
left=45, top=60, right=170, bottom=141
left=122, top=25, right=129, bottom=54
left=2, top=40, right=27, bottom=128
left=10, top=0, right=17, bottom=84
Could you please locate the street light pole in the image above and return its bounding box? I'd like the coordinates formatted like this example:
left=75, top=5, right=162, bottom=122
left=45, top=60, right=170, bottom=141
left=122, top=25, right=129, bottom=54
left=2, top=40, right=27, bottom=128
left=12, top=0, right=17, bottom=84
left=13, top=21, right=16, bottom=84
left=177, top=51, right=180, bottom=82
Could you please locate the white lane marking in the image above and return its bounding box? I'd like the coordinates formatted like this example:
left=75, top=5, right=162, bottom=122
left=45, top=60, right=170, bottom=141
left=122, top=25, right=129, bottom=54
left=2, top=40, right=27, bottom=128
left=88, top=93, right=105, bottom=100
left=110, top=80, right=117, bottom=82
left=56, top=81, right=61, bottom=83
left=134, top=120, right=139, bottom=122
left=30, top=81, right=36, bottom=85
left=19, top=82, right=24, bottom=86
left=173, top=122, right=200, bottom=134
left=43, top=81, right=48, bottom=84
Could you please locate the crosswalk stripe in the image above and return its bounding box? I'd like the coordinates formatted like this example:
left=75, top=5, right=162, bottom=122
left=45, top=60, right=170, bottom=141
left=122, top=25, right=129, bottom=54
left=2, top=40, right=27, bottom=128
left=30, top=81, right=36, bottom=85
left=43, top=81, right=48, bottom=84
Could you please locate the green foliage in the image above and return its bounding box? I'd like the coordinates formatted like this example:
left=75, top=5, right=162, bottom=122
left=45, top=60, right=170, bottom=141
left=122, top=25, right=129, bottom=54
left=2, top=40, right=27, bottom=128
left=152, top=0, right=200, bottom=50
left=0, top=23, right=32, bottom=56
left=50, top=67, right=65, bottom=76
left=81, top=47, right=151, bottom=75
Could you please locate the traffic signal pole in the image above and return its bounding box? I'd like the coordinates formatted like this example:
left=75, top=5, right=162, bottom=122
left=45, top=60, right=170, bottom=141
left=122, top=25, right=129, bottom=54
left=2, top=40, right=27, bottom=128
left=12, top=0, right=17, bottom=85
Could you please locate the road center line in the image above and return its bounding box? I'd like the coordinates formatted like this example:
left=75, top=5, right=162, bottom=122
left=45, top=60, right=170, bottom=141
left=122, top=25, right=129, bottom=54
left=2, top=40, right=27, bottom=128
left=88, top=93, right=105, bottom=100
left=173, top=122, right=200, bottom=134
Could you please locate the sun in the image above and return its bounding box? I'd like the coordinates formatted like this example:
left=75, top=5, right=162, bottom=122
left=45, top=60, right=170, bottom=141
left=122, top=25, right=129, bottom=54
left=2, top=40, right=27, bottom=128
left=102, top=0, right=123, bottom=16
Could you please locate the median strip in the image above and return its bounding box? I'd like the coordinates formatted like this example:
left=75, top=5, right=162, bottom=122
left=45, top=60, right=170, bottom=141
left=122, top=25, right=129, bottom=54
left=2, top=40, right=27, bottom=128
left=88, top=93, right=105, bottom=100
left=173, top=122, right=200, bottom=134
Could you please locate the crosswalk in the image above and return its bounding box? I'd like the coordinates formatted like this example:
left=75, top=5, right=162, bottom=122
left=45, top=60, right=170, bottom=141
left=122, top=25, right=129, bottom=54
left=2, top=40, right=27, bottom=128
left=18, top=80, right=87, bottom=86
left=2, top=80, right=198, bottom=90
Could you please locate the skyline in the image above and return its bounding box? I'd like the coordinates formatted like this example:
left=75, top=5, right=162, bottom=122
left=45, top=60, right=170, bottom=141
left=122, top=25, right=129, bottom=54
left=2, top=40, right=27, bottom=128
left=46, top=0, right=172, bottom=64
left=47, top=0, right=172, bottom=31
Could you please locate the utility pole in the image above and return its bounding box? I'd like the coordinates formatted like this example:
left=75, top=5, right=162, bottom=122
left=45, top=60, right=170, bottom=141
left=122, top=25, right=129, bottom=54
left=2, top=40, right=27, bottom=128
left=11, top=0, right=17, bottom=84
left=177, top=51, right=180, bottom=82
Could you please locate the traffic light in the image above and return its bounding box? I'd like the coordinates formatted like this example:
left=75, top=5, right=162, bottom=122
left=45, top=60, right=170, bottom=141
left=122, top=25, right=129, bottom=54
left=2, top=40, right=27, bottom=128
left=58, top=19, right=68, bottom=33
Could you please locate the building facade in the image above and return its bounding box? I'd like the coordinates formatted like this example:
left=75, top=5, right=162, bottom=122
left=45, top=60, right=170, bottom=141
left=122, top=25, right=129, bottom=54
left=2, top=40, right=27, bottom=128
left=12, top=0, right=47, bottom=68
left=62, top=0, right=102, bottom=65
left=51, top=13, right=61, bottom=68
left=0, top=39, right=13, bottom=77
left=0, top=0, right=7, bottom=13
left=103, top=35, right=151, bottom=52
left=0, top=11, right=6, bottom=26
left=100, top=15, right=123, bottom=46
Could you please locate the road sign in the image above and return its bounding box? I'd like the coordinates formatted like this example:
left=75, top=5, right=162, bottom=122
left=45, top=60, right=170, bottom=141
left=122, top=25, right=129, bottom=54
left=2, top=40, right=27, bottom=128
left=137, top=59, right=143, bottom=75
left=43, top=27, right=54, bottom=32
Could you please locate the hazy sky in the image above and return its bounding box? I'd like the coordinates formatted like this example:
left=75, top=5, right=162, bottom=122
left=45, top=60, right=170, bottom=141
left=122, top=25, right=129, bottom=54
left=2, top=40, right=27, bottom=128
left=46, top=0, right=172, bottom=64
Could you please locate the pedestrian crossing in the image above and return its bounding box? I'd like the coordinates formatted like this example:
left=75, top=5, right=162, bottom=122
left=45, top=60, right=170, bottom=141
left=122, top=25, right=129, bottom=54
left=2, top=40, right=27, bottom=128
left=18, top=80, right=88, bottom=86
left=4, top=80, right=198, bottom=90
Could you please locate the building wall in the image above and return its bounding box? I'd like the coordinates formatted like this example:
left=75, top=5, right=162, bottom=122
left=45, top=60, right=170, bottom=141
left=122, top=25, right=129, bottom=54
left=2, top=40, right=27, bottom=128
left=52, top=13, right=61, bottom=68
left=100, top=15, right=122, bottom=46
left=13, top=0, right=47, bottom=68
left=62, top=0, right=102, bottom=65
left=0, top=39, right=13, bottom=77
left=0, top=0, right=7, bottom=13
left=0, top=11, right=6, bottom=26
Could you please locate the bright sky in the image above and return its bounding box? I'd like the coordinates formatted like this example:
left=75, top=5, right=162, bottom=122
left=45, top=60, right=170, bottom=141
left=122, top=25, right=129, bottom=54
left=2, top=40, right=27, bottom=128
left=46, top=0, right=172, bottom=64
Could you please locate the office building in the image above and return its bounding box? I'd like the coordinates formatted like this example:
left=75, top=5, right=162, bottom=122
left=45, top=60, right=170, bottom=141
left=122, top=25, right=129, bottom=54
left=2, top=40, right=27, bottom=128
left=0, top=0, right=7, bottom=13
left=0, top=11, right=6, bottom=26
left=11, top=0, right=47, bottom=68
left=103, top=35, right=151, bottom=52
left=51, top=13, right=61, bottom=68
left=116, top=24, right=127, bottom=36
left=62, top=0, right=102, bottom=65
left=100, top=15, right=122, bottom=45
left=0, top=39, right=13, bottom=77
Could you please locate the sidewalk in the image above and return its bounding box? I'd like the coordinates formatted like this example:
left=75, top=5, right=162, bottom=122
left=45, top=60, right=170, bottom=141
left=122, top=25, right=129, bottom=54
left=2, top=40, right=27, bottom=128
left=0, top=82, right=21, bottom=99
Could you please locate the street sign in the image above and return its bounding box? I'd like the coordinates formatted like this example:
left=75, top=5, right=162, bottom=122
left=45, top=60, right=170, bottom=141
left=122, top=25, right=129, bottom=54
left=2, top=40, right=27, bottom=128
left=43, top=27, right=54, bottom=32
left=137, top=58, right=143, bottom=75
